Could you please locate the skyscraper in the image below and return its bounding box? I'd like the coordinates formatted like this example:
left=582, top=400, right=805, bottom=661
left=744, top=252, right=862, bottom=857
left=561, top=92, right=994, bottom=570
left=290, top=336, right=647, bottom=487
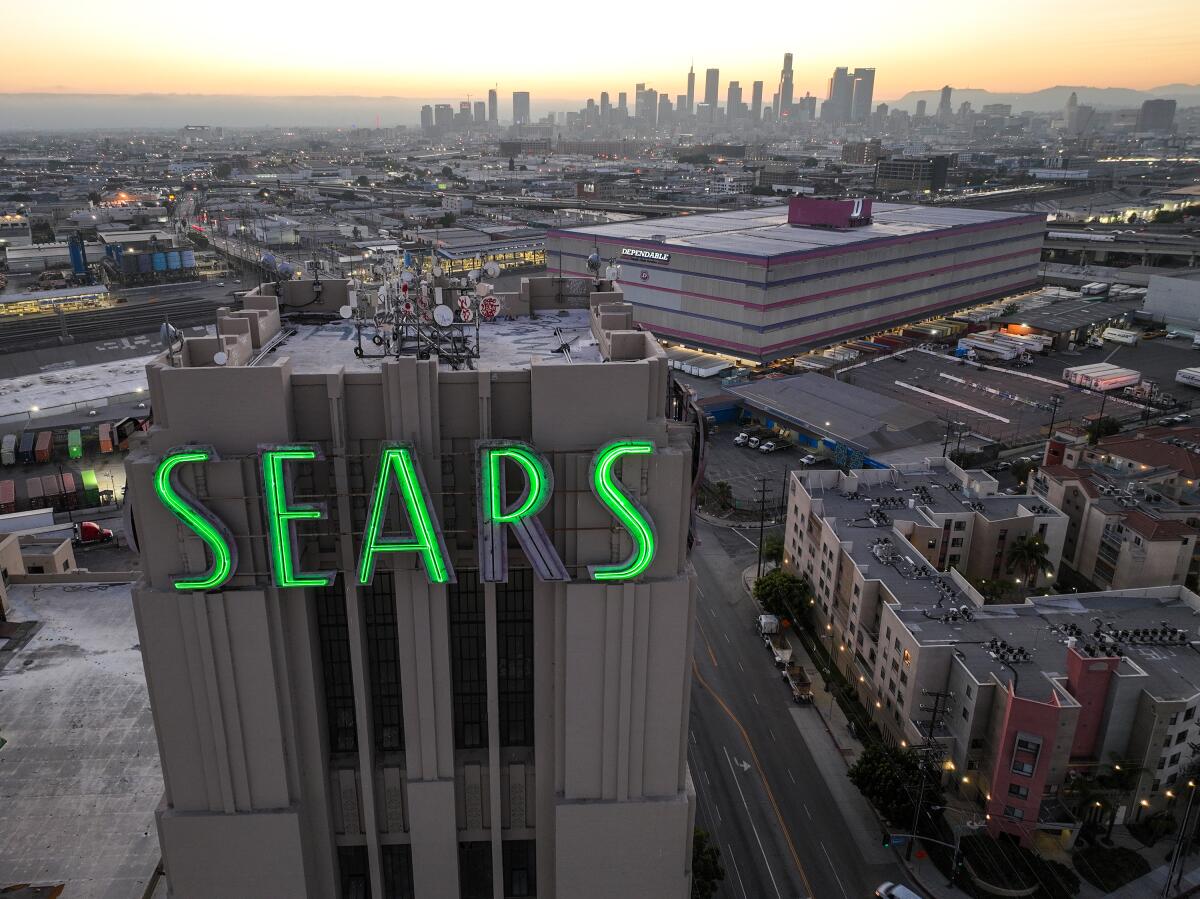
left=600, top=91, right=611, bottom=121
left=937, top=85, right=953, bottom=120
left=487, top=88, right=498, bottom=124
left=686, top=64, right=695, bottom=115
left=1137, top=98, right=1176, bottom=133
left=726, top=81, right=742, bottom=119
left=915, top=99, right=927, bottom=118
left=617, top=92, right=627, bottom=113
left=658, top=93, right=672, bottom=126
left=125, top=276, right=698, bottom=899
left=850, top=67, right=875, bottom=123
left=821, top=67, right=854, bottom=123
left=512, top=91, right=531, bottom=126
left=434, top=104, right=454, bottom=129
left=636, top=87, right=658, bottom=127
left=420, top=104, right=433, bottom=131
left=778, top=52, right=794, bottom=119
left=750, top=81, right=764, bottom=122
left=703, top=68, right=719, bottom=109
left=473, top=101, right=486, bottom=124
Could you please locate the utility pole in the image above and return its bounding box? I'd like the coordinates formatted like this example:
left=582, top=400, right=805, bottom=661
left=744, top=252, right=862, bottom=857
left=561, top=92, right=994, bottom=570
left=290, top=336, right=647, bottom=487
left=940, top=417, right=955, bottom=456
left=907, top=688, right=953, bottom=861
left=756, top=476, right=770, bottom=580
left=1046, top=393, right=1063, bottom=444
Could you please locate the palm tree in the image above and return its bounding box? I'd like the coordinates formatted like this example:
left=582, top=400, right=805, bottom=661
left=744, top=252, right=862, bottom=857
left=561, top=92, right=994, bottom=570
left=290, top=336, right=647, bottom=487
left=1006, top=534, right=1050, bottom=589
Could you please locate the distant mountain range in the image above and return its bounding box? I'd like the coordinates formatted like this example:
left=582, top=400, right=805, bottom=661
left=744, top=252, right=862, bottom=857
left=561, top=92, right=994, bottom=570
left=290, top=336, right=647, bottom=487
left=892, top=84, right=1200, bottom=113
left=0, top=84, right=1198, bottom=131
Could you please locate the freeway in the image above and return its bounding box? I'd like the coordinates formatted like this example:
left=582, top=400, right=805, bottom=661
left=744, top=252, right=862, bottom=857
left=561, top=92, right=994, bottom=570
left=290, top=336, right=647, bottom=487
left=688, top=519, right=916, bottom=899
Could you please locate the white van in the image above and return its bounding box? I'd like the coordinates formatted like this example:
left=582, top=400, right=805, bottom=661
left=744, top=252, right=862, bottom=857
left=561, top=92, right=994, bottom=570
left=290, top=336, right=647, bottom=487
left=875, top=883, right=922, bottom=899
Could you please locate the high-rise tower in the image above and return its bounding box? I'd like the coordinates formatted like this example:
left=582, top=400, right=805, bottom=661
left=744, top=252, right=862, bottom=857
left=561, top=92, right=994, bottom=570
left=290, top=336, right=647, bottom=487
left=778, top=52, right=794, bottom=119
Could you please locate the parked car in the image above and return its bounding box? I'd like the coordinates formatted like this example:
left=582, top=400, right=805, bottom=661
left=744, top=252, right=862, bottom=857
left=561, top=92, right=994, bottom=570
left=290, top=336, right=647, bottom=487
left=734, top=432, right=750, bottom=446
left=748, top=437, right=762, bottom=449
left=1161, top=417, right=1178, bottom=426
left=875, top=884, right=922, bottom=899
left=760, top=441, right=778, bottom=453
left=799, top=454, right=817, bottom=465
left=1174, top=414, right=1192, bottom=423
left=1167, top=331, right=1183, bottom=339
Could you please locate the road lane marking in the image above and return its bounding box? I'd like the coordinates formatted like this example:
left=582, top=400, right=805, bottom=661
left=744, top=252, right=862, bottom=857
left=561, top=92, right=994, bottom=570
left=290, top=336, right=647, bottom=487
left=696, top=620, right=719, bottom=668
left=787, top=769, right=796, bottom=784
left=724, top=632, right=731, bottom=644
left=820, top=842, right=849, bottom=899
left=709, top=606, right=717, bottom=618
left=769, top=727, right=776, bottom=743
left=724, top=746, right=782, bottom=899
left=692, top=660, right=815, bottom=898
left=732, top=528, right=756, bottom=548
left=804, top=803, right=812, bottom=820
left=690, top=730, right=696, bottom=745
left=726, top=844, right=749, bottom=899
left=738, top=659, right=744, bottom=672
left=696, top=584, right=705, bottom=598
left=753, top=692, right=759, bottom=705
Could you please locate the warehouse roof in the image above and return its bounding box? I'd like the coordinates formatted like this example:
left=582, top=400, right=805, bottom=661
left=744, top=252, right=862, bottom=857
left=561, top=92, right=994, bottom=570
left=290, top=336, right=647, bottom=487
left=992, top=296, right=1142, bottom=334
left=728, top=372, right=942, bottom=454
left=552, top=202, right=1037, bottom=260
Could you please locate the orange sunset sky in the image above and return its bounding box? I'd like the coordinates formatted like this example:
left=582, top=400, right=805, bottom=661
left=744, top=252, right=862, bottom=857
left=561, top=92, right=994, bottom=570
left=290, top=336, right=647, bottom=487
left=4, top=0, right=1197, bottom=101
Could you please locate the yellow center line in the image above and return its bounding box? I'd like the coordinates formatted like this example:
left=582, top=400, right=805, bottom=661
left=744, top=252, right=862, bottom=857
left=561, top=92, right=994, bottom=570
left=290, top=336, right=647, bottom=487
left=692, top=658, right=815, bottom=898
left=696, top=617, right=719, bottom=668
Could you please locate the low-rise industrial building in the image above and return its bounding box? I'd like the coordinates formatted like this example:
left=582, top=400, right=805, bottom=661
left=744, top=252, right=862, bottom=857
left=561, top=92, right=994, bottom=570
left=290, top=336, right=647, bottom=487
left=547, top=198, right=1043, bottom=363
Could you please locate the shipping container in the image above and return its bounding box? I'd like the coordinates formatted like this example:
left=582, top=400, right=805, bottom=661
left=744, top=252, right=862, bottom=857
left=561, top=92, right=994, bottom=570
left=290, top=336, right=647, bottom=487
left=1176, top=368, right=1200, bottom=389
left=1064, top=362, right=1141, bottom=392
left=0, top=480, right=14, bottom=514
left=34, top=431, right=53, bottom=464
left=1101, top=328, right=1139, bottom=345
left=41, top=474, right=64, bottom=511
left=60, top=472, right=79, bottom=510
left=98, top=423, right=114, bottom=454
left=1, top=434, right=15, bottom=466
left=18, top=432, right=35, bottom=465
left=25, top=477, right=44, bottom=509
left=81, top=469, right=100, bottom=507
left=67, top=429, right=82, bottom=460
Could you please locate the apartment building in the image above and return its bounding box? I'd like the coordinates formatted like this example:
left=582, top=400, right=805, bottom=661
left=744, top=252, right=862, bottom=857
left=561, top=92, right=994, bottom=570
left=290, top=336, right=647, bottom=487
left=784, top=462, right=1200, bottom=849
left=125, top=277, right=697, bottom=899
left=1034, top=426, right=1200, bottom=590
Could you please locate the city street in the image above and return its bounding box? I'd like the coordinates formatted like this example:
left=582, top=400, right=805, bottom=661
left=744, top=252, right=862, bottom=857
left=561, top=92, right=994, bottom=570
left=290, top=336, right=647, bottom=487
left=688, top=519, right=915, bottom=899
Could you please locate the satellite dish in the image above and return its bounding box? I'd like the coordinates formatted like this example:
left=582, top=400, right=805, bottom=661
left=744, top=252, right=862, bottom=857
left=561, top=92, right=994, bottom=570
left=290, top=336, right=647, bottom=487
left=468, top=269, right=481, bottom=282
left=338, top=305, right=353, bottom=320
left=431, top=264, right=444, bottom=277
left=483, top=260, right=501, bottom=279
left=400, top=271, right=415, bottom=284
left=586, top=252, right=601, bottom=273
left=213, top=351, right=228, bottom=366
left=433, top=305, right=455, bottom=327
left=474, top=282, right=493, bottom=297
left=160, top=322, right=180, bottom=345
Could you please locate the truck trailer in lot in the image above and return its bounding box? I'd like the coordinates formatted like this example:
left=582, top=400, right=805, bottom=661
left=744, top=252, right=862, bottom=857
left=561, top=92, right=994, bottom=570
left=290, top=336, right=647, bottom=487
left=1101, top=327, right=1139, bottom=345
left=1177, top=368, right=1200, bottom=389
left=1064, top=362, right=1142, bottom=392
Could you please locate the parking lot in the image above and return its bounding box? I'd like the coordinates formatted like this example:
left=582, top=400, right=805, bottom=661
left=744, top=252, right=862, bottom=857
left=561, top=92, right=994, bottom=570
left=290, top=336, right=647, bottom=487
left=704, top=427, right=835, bottom=506
left=1018, top=335, right=1200, bottom=407
left=841, top=348, right=1128, bottom=445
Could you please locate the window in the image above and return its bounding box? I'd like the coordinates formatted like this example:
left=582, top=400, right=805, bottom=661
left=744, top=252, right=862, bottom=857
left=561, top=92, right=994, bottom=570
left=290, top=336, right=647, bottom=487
left=1008, top=784, right=1030, bottom=799
left=1177, top=730, right=1189, bottom=745
left=365, top=573, right=404, bottom=753
left=498, top=570, right=535, bottom=748
left=1171, top=753, right=1182, bottom=767
left=902, top=649, right=912, bottom=666
left=1003, top=806, right=1025, bottom=820
left=1012, top=760, right=1034, bottom=776
left=381, top=844, right=415, bottom=899
left=449, top=571, right=488, bottom=750
left=338, top=846, right=370, bottom=899
left=1170, top=713, right=1179, bottom=726
left=1153, top=780, right=1161, bottom=793
left=458, top=841, right=493, bottom=899
left=966, top=684, right=974, bottom=699
left=1187, top=707, right=1196, bottom=722
left=503, top=840, right=537, bottom=898
left=951, top=538, right=964, bottom=548
left=949, top=554, right=961, bottom=565
left=316, top=579, right=357, bottom=755
left=1158, top=758, right=1167, bottom=770
left=1016, top=737, right=1041, bottom=754
left=954, top=521, right=966, bottom=531
left=962, top=707, right=969, bottom=720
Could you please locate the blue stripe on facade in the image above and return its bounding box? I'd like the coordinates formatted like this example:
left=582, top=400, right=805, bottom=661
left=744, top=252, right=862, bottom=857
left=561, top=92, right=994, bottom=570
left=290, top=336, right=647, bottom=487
left=625, top=262, right=1040, bottom=334
left=550, top=230, right=1042, bottom=291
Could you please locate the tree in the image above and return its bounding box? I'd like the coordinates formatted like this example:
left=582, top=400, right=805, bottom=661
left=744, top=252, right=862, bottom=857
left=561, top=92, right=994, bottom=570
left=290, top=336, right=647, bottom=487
left=713, top=481, right=733, bottom=510
left=355, top=174, right=370, bottom=187
left=763, top=533, right=785, bottom=566
left=440, top=165, right=454, bottom=178
left=690, top=829, right=724, bottom=899
left=438, top=213, right=456, bottom=227
left=848, top=742, right=937, bottom=824
left=752, top=568, right=810, bottom=619
left=1006, top=534, right=1050, bottom=587
left=213, top=162, right=232, bottom=179
left=1086, top=416, right=1121, bottom=445
left=1010, top=459, right=1036, bottom=488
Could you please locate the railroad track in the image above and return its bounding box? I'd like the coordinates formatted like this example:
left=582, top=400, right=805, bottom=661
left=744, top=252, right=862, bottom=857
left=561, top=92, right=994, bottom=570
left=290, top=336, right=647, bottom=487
left=0, top=295, right=227, bottom=351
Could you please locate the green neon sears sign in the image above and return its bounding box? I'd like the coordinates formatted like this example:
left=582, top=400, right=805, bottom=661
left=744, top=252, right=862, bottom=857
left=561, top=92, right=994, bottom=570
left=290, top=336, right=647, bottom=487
left=588, top=439, right=658, bottom=582
left=153, top=446, right=237, bottom=592
left=260, top=445, right=335, bottom=589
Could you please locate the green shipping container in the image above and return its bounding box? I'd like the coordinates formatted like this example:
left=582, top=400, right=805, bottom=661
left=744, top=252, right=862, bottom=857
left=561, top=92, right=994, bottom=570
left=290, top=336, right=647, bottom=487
left=81, top=469, right=100, bottom=506
left=68, top=429, right=82, bottom=460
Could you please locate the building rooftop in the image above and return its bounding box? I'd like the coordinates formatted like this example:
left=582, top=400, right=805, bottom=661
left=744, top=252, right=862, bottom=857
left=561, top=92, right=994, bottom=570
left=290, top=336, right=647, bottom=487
left=553, top=202, right=1037, bottom=260
left=993, top=296, right=1143, bottom=334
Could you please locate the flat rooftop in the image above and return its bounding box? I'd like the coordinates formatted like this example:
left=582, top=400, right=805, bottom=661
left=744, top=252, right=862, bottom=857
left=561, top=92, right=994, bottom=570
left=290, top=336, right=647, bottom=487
left=264, top=308, right=605, bottom=374
left=0, top=582, right=162, bottom=895
left=898, top=591, right=1200, bottom=701
left=554, top=203, right=1036, bottom=260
